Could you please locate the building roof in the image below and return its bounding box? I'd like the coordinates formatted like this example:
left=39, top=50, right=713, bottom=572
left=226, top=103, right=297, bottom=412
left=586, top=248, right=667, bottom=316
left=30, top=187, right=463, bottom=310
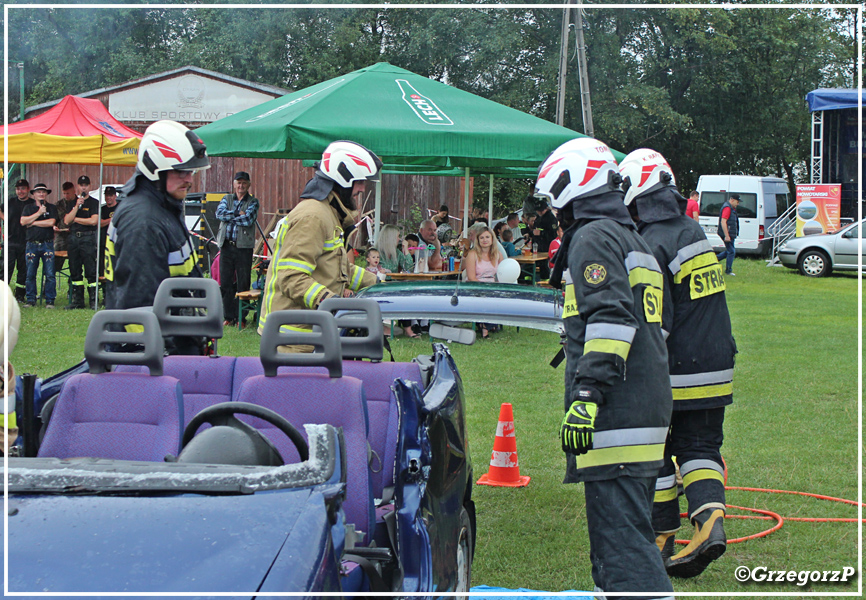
left=25, top=66, right=291, bottom=117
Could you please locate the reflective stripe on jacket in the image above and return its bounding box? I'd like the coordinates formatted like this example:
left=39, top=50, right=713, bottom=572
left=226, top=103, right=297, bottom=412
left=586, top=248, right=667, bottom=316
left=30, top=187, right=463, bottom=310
left=105, top=171, right=200, bottom=310
left=258, top=193, right=376, bottom=333
left=639, top=216, right=736, bottom=410
left=563, top=218, right=672, bottom=483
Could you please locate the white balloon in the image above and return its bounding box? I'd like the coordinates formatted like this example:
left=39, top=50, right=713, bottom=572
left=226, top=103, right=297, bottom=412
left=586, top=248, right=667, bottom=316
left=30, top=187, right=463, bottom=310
left=496, top=258, right=521, bottom=284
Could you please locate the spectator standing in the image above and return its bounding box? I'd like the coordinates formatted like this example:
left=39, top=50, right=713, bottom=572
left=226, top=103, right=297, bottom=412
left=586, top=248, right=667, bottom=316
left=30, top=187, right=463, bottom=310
left=686, top=191, right=700, bottom=221
left=258, top=141, right=381, bottom=351
left=3, top=179, right=32, bottom=302
left=620, top=148, right=735, bottom=579
left=716, top=194, right=740, bottom=276
left=53, top=182, right=75, bottom=272
left=105, top=120, right=208, bottom=313
left=531, top=199, right=558, bottom=278
left=538, top=138, right=674, bottom=599
left=433, top=204, right=450, bottom=226
left=215, top=171, right=260, bottom=327
left=20, top=184, right=57, bottom=307
left=377, top=224, right=414, bottom=273
left=98, top=186, right=120, bottom=278
left=63, top=175, right=100, bottom=309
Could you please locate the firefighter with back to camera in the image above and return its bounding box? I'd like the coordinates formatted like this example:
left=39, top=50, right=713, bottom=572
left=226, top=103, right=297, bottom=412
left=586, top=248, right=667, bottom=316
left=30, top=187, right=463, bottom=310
left=257, top=140, right=381, bottom=352
left=619, top=148, right=736, bottom=579
left=539, top=138, right=674, bottom=599
left=104, top=120, right=211, bottom=354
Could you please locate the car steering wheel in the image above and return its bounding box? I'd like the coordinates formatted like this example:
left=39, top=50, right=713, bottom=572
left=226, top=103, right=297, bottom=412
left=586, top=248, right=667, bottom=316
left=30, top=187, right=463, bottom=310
left=182, top=402, right=309, bottom=463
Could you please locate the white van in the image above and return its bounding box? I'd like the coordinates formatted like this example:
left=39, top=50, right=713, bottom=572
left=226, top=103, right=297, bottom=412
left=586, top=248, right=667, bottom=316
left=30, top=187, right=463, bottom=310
left=697, top=175, right=792, bottom=256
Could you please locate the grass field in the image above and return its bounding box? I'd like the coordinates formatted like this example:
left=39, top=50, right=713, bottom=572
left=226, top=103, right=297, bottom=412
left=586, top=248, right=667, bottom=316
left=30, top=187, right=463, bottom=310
left=10, top=257, right=862, bottom=596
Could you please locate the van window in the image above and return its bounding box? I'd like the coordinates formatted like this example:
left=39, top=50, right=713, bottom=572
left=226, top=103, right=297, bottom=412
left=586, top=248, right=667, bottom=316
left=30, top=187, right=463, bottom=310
left=700, top=192, right=757, bottom=219
left=775, top=193, right=791, bottom=215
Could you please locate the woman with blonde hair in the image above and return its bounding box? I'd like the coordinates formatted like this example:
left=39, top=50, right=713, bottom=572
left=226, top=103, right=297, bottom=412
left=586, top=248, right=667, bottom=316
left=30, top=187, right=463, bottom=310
left=464, top=226, right=502, bottom=338
left=376, top=224, right=414, bottom=273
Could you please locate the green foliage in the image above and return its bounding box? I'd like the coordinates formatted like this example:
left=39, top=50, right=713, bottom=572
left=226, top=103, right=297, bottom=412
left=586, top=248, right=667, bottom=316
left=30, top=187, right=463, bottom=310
left=4, top=5, right=857, bottom=198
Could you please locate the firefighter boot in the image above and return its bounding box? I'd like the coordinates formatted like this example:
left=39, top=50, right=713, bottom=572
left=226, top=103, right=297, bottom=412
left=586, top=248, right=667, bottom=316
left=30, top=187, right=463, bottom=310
left=655, top=531, right=677, bottom=564
left=666, top=508, right=726, bottom=578
left=13, top=286, right=26, bottom=304
left=88, top=290, right=98, bottom=310
left=65, top=286, right=85, bottom=310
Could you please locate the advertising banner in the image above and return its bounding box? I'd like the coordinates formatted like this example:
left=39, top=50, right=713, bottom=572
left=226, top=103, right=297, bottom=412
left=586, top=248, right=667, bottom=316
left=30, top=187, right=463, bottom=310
left=795, top=184, right=842, bottom=236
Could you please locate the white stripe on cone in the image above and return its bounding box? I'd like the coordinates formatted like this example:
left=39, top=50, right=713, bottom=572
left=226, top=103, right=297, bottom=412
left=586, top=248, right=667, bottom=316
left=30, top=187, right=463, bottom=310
left=495, top=420, right=516, bottom=437
left=490, top=450, right=519, bottom=468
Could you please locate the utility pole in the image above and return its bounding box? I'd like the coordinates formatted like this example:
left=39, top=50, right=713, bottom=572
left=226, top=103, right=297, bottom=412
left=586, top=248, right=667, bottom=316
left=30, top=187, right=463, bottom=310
left=574, top=0, right=594, bottom=138
left=555, top=0, right=573, bottom=127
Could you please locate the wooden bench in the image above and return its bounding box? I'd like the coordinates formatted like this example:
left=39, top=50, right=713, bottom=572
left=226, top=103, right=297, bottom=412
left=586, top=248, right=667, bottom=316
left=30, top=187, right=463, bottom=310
left=235, top=289, right=262, bottom=331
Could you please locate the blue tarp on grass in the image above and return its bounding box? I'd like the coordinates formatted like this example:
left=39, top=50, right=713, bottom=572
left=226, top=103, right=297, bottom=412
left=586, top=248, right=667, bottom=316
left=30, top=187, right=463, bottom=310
left=470, top=585, right=593, bottom=599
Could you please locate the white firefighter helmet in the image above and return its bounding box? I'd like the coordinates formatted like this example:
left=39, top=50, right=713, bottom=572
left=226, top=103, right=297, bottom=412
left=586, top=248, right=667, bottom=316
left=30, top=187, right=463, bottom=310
left=137, top=120, right=210, bottom=182
left=319, top=141, right=383, bottom=188
left=618, top=148, right=676, bottom=206
left=534, top=137, right=620, bottom=209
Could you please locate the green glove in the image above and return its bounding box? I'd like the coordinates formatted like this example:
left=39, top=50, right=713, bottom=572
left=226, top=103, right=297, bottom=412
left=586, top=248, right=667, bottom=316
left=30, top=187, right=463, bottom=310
left=561, top=386, right=602, bottom=455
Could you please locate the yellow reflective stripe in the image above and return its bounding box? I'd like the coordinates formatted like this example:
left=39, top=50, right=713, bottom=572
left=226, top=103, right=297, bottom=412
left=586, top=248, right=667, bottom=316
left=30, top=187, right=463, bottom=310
left=71, top=280, right=85, bottom=286
left=572, top=442, right=665, bottom=470
left=654, top=487, right=679, bottom=503
left=280, top=324, right=312, bottom=334
left=303, top=282, right=326, bottom=308
left=583, top=338, right=631, bottom=360
left=168, top=252, right=197, bottom=277
left=682, top=468, right=725, bottom=488
left=322, top=235, right=342, bottom=252
left=628, top=267, right=663, bottom=290
left=349, top=265, right=365, bottom=291
left=277, top=258, right=314, bottom=274
left=125, top=324, right=145, bottom=333
left=260, top=223, right=293, bottom=328
left=673, top=253, right=719, bottom=284
left=672, top=382, right=733, bottom=401
left=104, top=238, right=116, bottom=281
left=0, top=412, right=17, bottom=429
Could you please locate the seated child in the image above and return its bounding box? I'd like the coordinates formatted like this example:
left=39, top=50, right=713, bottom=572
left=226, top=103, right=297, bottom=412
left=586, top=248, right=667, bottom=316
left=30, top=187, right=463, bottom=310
left=500, top=229, right=521, bottom=257
left=365, top=248, right=391, bottom=278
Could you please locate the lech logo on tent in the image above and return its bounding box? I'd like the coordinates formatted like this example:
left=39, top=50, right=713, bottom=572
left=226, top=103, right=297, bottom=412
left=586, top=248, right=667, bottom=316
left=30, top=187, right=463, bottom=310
left=396, top=80, right=453, bottom=126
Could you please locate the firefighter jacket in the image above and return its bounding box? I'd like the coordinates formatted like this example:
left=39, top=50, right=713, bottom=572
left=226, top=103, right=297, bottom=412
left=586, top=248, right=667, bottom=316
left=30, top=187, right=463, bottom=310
left=258, top=192, right=376, bottom=333
left=636, top=187, right=736, bottom=412
left=562, top=193, right=672, bottom=483
left=104, top=171, right=200, bottom=310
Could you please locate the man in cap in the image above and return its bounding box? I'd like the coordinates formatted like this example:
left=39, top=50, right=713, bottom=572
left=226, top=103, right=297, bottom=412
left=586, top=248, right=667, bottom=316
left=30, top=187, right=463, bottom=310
left=53, top=182, right=76, bottom=273
left=105, top=120, right=209, bottom=320
left=258, top=140, right=381, bottom=351
left=619, top=148, right=735, bottom=579
left=716, top=194, right=740, bottom=275
left=20, top=184, right=58, bottom=307
left=215, top=171, right=260, bottom=327
left=98, top=186, right=120, bottom=278
left=538, top=138, right=674, bottom=599
left=63, top=175, right=100, bottom=309
left=2, top=179, right=33, bottom=302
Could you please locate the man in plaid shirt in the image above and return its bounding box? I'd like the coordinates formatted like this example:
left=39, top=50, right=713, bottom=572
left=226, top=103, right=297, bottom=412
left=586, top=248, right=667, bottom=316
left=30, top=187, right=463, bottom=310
left=215, top=171, right=260, bottom=327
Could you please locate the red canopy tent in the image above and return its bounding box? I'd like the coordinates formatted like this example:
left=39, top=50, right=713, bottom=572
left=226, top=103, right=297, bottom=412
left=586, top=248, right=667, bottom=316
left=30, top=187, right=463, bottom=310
left=2, top=95, right=141, bottom=165
left=2, top=97, right=143, bottom=307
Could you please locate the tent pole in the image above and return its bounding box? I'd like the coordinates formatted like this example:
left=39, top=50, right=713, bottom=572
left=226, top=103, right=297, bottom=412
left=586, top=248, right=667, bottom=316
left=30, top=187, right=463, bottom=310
left=95, top=162, right=103, bottom=311
left=488, top=175, right=494, bottom=223
left=374, top=179, right=382, bottom=244
left=463, top=168, right=470, bottom=237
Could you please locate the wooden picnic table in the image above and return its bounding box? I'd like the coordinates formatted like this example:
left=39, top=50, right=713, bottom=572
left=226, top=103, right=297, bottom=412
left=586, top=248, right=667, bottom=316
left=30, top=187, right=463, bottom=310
left=512, top=253, right=549, bottom=285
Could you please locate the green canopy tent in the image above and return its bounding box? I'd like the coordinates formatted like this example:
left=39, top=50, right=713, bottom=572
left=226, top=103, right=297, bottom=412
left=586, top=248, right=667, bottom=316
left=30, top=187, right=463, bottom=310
left=196, top=62, right=624, bottom=239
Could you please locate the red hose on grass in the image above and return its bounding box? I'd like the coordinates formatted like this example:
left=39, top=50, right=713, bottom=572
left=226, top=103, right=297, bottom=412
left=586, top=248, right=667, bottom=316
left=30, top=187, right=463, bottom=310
left=673, top=458, right=864, bottom=545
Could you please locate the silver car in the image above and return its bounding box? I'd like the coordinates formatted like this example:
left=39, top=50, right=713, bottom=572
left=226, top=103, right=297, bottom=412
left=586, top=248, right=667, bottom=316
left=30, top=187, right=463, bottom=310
left=778, top=219, right=865, bottom=277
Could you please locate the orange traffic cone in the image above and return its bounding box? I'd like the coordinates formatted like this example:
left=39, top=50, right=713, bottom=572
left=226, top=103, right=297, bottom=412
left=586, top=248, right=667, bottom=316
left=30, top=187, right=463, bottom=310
left=476, top=403, right=530, bottom=487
